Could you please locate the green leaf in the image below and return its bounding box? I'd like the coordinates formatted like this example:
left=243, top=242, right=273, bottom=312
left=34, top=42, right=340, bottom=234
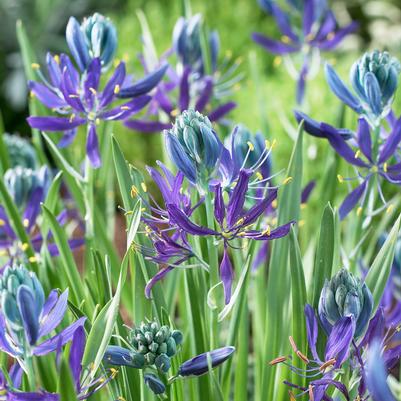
left=58, top=355, right=79, bottom=401
left=41, top=205, right=88, bottom=310
left=127, top=200, right=142, bottom=251
left=311, top=203, right=336, bottom=309
left=289, top=227, right=307, bottom=389
left=365, top=214, right=401, bottom=312
left=82, top=254, right=129, bottom=383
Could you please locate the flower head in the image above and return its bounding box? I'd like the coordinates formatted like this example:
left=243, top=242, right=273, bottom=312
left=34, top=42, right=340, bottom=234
left=165, top=110, right=223, bottom=187
left=319, top=268, right=373, bottom=337
left=0, top=264, right=85, bottom=361
left=4, top=166, right=50, bottom=210
left=3, top=134, right=38, bottom=169
left=252, top=0, right=358, bottom=103
left=178, top=346, right=235, bottom=377
left=27, top=53, right=164, bottom=167
left=66, top=13, right=117, bottom=71
left=326, top=51, right=401, bottom=125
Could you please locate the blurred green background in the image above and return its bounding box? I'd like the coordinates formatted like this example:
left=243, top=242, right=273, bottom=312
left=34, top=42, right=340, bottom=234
left=1, top=0, right=401, bottom=176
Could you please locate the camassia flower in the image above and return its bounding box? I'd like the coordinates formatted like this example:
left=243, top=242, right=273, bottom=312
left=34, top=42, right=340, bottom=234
left=124, top=14, right=238, bottom=133
left=27, top=53, right=166, bottom=167
left=252, top=0, right=357, bottom=103
left=271, top=304, right=355, bottom=401
left=0, top=265, right=86, bottom=364
left=296, top=111, right=401, bottom=219
left=167, top=169, right=293, bottom=303
left=0, top=369, right=58, bottom=401
left=0, top=168, right=83, bottom=269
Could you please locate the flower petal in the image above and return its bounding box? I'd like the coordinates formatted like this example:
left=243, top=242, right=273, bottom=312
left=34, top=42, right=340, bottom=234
left=86, top=124, right=101, bottom=168
left=379, top=116, right=401, bottom=164
left=39, top=290, right=68, bottom=338
left=339, top=180, right=368, bottom=220
left=251, top=33, right=300, bottom=55
left=208, top=102, right=236, bottom=122
left=220, top=248, right=234, bottom=304
left=27, top=116, right=85, bottom=132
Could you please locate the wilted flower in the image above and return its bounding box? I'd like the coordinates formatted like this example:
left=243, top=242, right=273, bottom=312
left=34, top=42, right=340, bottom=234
left=165, top=110, right=223, bottom=187
left=296, top=111, right=401, bottom=219
left=325, top=51, right=401, bottom=126
left=4, top=166, right=50, bottom=209
left=27, top=52, right=166, bottom=167
left=0, top=264, right=85, bottom=362
left=66, top=13, right=117, bottom=71
left=318, top=268, right=373, bottom=337
left=178, top=346, right=235, bottom=377
left=144, top=373, right=166, bottom=395
left=3, top=134, right=38, bottom=169
left=252, top=0, right=357, bottom=103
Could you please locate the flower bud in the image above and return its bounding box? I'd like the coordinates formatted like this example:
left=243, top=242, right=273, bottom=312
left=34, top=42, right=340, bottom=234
left=166, top=337, right=177, bottom=357
left=3, top=134, right=37, bottom=169
left=351, top=50, right=401, bottom=120
left=144, top=373, right=166, bottom=395
left=318, top=269, right=373, bottom=337
left=178, top=346, right=235, bottom=377
left=165, top=110, right=222, bottom=187
left=171, top=330, right=183, bottom=345
left=66, top=13, right=117, bottom=71
left=4, top=166, right=50, bottom=209
left=0, top=264, right=44, bottom=345
left=104, top=345, right=144, bottom=368
left=155, top=353, right=171, bottom=373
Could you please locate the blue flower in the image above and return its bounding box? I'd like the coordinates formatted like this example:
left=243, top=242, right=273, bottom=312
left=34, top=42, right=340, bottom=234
left=178, top=346, right=235, bottom=376
left=165, top=110, right=223, bottom=188
left=66, top=13, right=117, bottom=71
left=144, top=373, right=166, bottom=395
left=252, top=0, right=358, bottom=103
left=325, top=51, right=401, bottom=125
left=0, top=264, right=86, bottom=360
left=318, top=268, right=373, bottom=337
left=26, top=53, right=164, bottom=167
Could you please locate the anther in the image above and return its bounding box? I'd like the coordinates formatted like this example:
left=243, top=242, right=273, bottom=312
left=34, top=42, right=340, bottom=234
left=269, top=356, right=287, bottom=365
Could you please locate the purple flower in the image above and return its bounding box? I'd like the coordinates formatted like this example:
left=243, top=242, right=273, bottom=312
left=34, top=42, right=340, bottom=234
left=27, top=53, right=166, bottom=167
left=0, top=179, right=83, bottom=269
left=67, top=326, right=117, bottom=399
left=124, top=14, right=239, bottom=132
left=252, top=0, right=357, bottom=104
left=178, top=346, right=235, bottom=376
left=0, top=369, right=58, bottom=400
left=0, top=265, right=86, bottom=362
left=296, top=111, right=401, bottom=219
left=167, top=169, right=293, bottom=303
left=273, top=304, right=355, bottom=401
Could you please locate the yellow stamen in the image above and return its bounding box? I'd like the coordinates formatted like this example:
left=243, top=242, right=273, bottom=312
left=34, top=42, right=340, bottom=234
left=273, top=56, right=282, bottom=67
left=247, top=141, right=254, bottom=151
left=121, top=106, right=130, bottom=110
left=300, top=203, right=307, bottom=210
left=69, top=94, right=79, bottom=99
left=236, top=218, right=245, bottom=226
left=69, top=114, right=76, bottom=123
left=357, top=207, right=363, bottom=216
left=297, top=350, right=309, bottom=364
left=326, top=32, right=335, bottom=41
left=23, top=218, right=29, bottom=228
left=20, top=243, right=29, bottom=251
left=305, top=33, right=315, bottom=41
left=170, top=109, right=179, bottom=117
left=123, top=52, right=130, bottom=62
left=0, top=250, right=8, bottom=257
left=29, top=91, right=35, bottom=99
left=113, top=59, right=121, bottom=67
left=141, top=182, right=147, bottom=192
left=110, top=368, right=119, bottom=378
left=114, top=84, right=120, bottom=94
left=262, top=225, right=271, bottom=236
left=95, top=118, right=100, bottom=125
left=309, top=384, right=315, bottom=401
left=53, top=54, right=60, bottom=64
left=117, top=397, right=127, bottom=401
left=272, top=199, right=278, bottom=209
left=255, top=172, right=263, bottom=181
left=89, top=87, right=97, bottom=95
left=0, top=219, right=5, bottom=226
left=383, top=163, right=388, bottom=173
left=28, top=256, right=37, bottom=263
left=289, top=391, right=296, bottom=401
left=319, top=358, right=336, bottom=372
left=337, top=174, right=344, bottom=184
left=386, top=204, right=394, bottom=214
left=354, top=150, right=361, bottom=159
left=282, top=176, right=292, bottom=185
left=130, top=185, right=139, bottom=198
left=371, top=165, right=378, bottom=173
left=31, top=63, right=40, bottom=70
left=281, top=35, right=291, bottom=44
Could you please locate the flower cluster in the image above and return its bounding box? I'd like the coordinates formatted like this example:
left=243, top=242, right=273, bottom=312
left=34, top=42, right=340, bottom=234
left=252, top=0, right=357, bottom=103
left=125, top=13, right=238, bottom=133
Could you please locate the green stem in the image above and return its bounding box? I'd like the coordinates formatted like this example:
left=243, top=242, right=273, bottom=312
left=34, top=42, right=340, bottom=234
left=204, top=192, right=219, bottom=349
left=25, top=355, right=36, bottom=391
